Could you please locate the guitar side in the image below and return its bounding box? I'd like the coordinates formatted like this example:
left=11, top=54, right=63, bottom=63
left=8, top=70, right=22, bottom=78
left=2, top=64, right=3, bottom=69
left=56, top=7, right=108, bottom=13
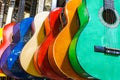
left=0, top=23, right=20, bottom=79
left=0, top=23, right=15, bottom=77
left=20, top=12, right=49, bottom=77
left=36, top=8, right=68, bottom=80
left=7, top=18, right=36, bottom=79
left=68, top=2, right=89, bottom=78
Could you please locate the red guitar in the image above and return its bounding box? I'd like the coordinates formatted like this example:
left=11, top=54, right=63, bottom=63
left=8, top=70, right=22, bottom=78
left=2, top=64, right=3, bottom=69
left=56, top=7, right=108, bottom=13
left=35, top=8, right=68, bottom=80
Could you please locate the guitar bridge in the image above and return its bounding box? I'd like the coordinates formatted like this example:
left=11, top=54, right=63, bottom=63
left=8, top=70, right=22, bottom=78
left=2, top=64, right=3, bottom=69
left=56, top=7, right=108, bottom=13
left=94, top=46, right=120, bottom=55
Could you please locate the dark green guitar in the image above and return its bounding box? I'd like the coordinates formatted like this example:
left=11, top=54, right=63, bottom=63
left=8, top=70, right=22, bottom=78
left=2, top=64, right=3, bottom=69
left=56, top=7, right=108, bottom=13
left=76, top=0, right=120, bottom=79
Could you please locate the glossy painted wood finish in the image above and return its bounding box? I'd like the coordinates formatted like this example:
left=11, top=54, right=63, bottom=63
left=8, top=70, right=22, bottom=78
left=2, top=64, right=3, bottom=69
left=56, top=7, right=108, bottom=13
left=36, top=8, right=67, bottom=80
left=0, top=23, right=20, bottom=79
left=76, top=0, right=120, bottom=79
left=48, top=0, right=86, bottom=79
left=68, top=2, right=89, bottom=78
left=20, top=12, right=49, bottom=77
left=7, top=18, right=36, bottom=79
left=0, top=22, right=15, bottom=77
left=0, top=22, right=15, bottom=58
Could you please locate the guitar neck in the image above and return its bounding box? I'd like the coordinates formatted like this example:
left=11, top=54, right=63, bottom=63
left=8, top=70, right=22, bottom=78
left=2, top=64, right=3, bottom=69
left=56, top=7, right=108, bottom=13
left=16, top=0, right=25, bottom=23
left=37, top=0, right=45, bottom=13
left=0, top=1, right=5, bottom=28
left=104, top=0, right=114, bottom=10
left=5, top=0, right=16, bottom=24
left=30, top=0, right=37, bottom=17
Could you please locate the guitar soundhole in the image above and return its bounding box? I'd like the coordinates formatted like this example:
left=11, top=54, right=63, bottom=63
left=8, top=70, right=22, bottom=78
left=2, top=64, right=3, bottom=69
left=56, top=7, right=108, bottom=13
left=102, top=9, right=117, bottom=24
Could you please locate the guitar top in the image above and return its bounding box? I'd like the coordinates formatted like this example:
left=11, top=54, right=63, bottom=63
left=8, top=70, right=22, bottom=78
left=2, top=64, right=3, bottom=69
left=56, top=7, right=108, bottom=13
left=76, top=0, right=120, bottom=79
left=20, top=12, right=49, bottom=77
left=48, top=0, right=86, bottom=79
left=36, top=8, right=67, bottom=80
left=68, top=2, right=90, bottom=78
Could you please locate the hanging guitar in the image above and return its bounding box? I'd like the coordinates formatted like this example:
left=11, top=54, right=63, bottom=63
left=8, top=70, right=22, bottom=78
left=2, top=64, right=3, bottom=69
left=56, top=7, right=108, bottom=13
left=34, top=0, right=69, bottom=79
left=5, top=0, right=42, bottom=79
left=76, top=0, right=120, bottom=79
left=20, top=0, right=49, bottom=77
left=0, top=0, right=25, bottom=79
left=48, top=0, right=86, bottom=79
left=0, top=0, right=6, bottom=77
left=0, top=0, right=16, bottom=77
left=36, top=7, right=69, bottom=80
left=68, top=1, right=90, bottom=78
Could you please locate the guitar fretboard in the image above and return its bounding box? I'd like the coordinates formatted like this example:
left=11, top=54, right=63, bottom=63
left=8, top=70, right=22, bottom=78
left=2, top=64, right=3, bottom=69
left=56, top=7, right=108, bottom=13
left=16, top=0, right=25, bottom=22
left=104, top=0, right=114, bottom=10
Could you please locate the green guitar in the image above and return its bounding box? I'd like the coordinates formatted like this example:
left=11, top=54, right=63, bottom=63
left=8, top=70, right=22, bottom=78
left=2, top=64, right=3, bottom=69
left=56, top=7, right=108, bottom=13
left=68, top=1, right=89, bottom=78
left=76, top=0, right=120, bottom=79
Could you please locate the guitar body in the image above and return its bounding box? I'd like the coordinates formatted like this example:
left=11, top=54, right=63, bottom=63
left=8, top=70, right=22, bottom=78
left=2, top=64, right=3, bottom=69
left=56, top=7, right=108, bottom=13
left=76, top=0, right=120, bottom=79
left=20, top=12, right=49, bottom=77
left=68, top=2, right=89, bottom=78
left=36, top=8, right=67, bottom=80
left=7, top=17, right=36, bottom=79
left=48, top=0, right=86, bottom=80
left=0, top=22, right=15, bottom=76
left=0, top=23, right=20, bottom=79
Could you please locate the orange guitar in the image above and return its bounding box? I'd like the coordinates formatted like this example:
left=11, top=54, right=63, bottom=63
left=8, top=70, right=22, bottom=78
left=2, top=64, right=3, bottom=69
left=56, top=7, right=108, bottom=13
left=48, top=0, right=86, bottom=80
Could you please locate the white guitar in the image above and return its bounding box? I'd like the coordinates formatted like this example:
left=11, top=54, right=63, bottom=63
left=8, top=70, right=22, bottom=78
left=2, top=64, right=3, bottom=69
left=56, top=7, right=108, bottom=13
left=20, top=0, right=49, bottom=77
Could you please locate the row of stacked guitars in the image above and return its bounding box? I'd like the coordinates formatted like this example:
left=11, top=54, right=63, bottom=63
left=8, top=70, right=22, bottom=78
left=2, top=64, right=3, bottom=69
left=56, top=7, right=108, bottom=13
left=0, top=0, right=120, bottom=80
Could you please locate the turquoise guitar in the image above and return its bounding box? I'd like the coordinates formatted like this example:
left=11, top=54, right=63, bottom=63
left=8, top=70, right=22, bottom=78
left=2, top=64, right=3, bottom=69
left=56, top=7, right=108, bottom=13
left=76, top=0, right=120, bottom=79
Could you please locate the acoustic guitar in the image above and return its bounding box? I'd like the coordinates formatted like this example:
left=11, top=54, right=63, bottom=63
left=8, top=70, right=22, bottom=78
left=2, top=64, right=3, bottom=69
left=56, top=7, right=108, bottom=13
left=68, top=1, right=90, bottom=78
left=36, top=7, right=69, bottom=80
left=76, top=0, right=120, bottom=79
left=20, top=0, right=49, bottom=77
left=48, top=0, right=86, bottom=79
left=0, top=0, right=26, bottom=78
left=0, top=1, right=6, bottom=76
left=0, top=0, right=16, bottom=61
left=6, top=0, right=42, bottom=79
left=0, top=0, right=16, bottom=76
